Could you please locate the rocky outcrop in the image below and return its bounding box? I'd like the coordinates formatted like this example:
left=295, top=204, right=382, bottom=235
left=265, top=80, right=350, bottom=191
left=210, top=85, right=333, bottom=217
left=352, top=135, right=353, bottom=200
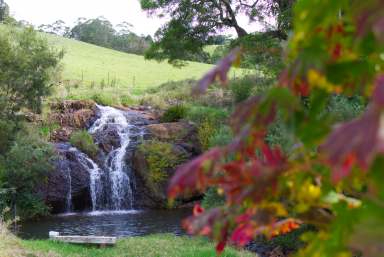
left=132, top=121, right=202, bottom=208
left=146, top=122, right=201, bottom=155
left=41, top=143, right=92, bottom=213
left=49, top=100, right=97, bottom=142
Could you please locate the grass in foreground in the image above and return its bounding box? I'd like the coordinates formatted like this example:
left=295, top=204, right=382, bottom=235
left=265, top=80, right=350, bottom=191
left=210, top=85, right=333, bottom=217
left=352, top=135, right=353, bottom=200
left=22, top=234, right=255, bottom=257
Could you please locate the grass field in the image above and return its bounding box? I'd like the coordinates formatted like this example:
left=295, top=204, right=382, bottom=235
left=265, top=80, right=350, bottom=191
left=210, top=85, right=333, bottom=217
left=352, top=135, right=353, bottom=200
left=43, top=33, right=246, bottom=97
left=21, top=234, right=255, bottom=257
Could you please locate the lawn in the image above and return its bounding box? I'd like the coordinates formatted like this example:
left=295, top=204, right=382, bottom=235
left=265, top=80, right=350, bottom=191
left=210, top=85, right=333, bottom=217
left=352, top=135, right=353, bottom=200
left=21, top=234, right=256, bottom=257
left=43, top=34, right=246, bottom=97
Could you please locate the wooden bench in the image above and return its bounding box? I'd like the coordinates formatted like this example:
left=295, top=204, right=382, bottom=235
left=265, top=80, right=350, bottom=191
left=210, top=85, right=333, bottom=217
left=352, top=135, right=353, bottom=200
left=49, top=231, right=116, bottom=246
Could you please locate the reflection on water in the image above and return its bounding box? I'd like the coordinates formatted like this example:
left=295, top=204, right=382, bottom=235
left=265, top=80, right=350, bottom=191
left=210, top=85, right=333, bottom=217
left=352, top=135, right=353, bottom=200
left=19, top=208, right=192, bottom=239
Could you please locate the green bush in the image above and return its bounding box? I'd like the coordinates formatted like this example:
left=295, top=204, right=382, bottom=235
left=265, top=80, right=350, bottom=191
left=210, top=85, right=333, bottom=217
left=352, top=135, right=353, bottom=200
left=230, top=76, right=255, bottom=103
left=202, top=187, right=225, bottom=209
left=69, top=130, right=98, bottom=158
left=208, top=125, right=233, bottom=148
left=139, top=140, right=187, bottom=184
left=161, top=105, right=187, bottom=123
left=90, top=93, right=116, bottom=106
left=198, top=120, right=217, bottom=151
left=0, top=129, right=55, bottom=219
left=186, top=106, right=229, bottom=125
left=120, top=95, right=135, bottom=107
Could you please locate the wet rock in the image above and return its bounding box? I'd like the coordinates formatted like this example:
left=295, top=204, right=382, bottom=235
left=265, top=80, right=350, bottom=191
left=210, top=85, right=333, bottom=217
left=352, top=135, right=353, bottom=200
left=93, top=124, right=121, bottom=153
left=41, top=143, right=92, bottom=213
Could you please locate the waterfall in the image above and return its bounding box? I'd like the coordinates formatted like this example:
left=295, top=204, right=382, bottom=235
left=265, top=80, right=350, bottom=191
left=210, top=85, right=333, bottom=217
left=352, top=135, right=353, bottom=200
left=89, top=105, right=138, bottom=210
left=68, top=147, right=103, bottom=211
left=65, top=167, right=72, bottom=212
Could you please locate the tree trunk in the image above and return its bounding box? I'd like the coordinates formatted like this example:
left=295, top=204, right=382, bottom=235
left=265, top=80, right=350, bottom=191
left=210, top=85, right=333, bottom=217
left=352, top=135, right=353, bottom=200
left=235, top=25, right=248, bottom=38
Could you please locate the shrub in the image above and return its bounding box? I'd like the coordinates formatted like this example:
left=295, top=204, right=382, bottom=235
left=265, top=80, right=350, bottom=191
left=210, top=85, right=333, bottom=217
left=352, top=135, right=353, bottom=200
left=69, top=130, right=98, bottom=158
left=160, top=105, right=187, bottom=123
left=202, top=187, right=225, bottom=209
left=90, top=93, right=116, bottom=106
left=208, top=125, right=233, bottom=148
left=230, top=76, right=255, bottom=103
left=120, top=95, right=135, bottom=107
left=139, top=140, right=187, bottom=184
left=198, top=120, right=217, bottom=151
left=186, top=106, right=229, bottom=125
left=1, top=129, right=55, bottom=219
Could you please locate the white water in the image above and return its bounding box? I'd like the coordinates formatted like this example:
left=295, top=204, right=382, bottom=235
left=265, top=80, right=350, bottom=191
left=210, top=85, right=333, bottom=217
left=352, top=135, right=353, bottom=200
left=69, top=147, right=103, bottom=211
left=66, top=167, right=72, bottom=212
left=89, top=105, right=135, bottom=210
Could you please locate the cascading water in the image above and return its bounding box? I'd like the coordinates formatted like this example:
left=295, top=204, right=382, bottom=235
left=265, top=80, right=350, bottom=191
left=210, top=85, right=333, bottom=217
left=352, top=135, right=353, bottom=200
left=61, top=105, right=146, bottom=213
left=65, top=167, right=72, bottom=212
left=88, top=105, right=142, bottom=211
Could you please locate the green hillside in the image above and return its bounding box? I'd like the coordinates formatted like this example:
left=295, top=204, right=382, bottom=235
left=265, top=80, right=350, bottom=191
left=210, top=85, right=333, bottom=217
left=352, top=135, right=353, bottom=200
left=43, top=34, right=244, bottom=97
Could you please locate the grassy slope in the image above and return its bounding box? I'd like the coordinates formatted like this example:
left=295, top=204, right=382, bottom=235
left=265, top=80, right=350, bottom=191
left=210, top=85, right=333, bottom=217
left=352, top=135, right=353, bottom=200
left=44, top=34, right=243, bottom=96
left=22, top=234, right=255, bottom=257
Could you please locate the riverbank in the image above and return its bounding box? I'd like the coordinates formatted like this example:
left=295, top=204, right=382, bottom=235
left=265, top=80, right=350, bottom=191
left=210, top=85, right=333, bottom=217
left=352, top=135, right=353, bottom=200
left=23, top=234, right=255, bottom=257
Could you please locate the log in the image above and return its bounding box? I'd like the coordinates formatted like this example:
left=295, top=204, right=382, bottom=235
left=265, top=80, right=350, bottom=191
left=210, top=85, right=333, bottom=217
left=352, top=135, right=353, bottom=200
left=49, top=231, right=116, bottom=246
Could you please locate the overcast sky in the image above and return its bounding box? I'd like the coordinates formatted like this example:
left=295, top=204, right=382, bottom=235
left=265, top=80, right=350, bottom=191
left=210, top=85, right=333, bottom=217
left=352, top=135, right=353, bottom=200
left=6, top=0, right=263, bottom=36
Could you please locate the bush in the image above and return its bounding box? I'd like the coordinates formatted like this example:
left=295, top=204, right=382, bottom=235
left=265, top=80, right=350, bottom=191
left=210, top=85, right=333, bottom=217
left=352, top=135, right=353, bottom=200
left=202, top=187, right=225, bottom=209
left=230, top=76, right=255, bottom=103
left=90, top=93, right=116, bottom=106
left=161, top=105, right=187, bottom=123
left=198, top=120, right=217, bottom=151
left=208, top=125, right=233, bottom=148
left=1, top=129, right=55, bottom=219
left=139, top=140, right=187, bottom=184
left=120, top=95, right=135, bottom=107
left=69, top=130, right=98, bottom=158
left=186, top=106, right=229, bottom=125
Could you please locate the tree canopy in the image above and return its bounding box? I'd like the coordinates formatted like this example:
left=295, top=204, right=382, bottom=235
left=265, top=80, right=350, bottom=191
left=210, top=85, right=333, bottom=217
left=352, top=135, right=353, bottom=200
left=140, top=0, right=294, bottom=64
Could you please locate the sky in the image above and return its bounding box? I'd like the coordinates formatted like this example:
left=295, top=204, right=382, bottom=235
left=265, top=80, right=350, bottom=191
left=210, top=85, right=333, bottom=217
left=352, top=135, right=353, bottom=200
left=6, top=0, right=263, bottom=36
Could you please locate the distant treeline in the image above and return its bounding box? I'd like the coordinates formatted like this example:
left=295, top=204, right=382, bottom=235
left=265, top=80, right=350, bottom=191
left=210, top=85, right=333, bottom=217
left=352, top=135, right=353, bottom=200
left=38, top=17, right=153, bottom=56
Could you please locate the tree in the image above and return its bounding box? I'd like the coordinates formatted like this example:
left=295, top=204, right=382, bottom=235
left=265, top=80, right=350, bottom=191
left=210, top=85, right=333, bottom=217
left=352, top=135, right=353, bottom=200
left=70, top=17, right=116, bottom=48
left=169, top=0, right=384, bottom=256
left=0, top=25, right=62, bottom=153
left=140, top=0, right=294, bottom=64
left=0, top=0, right=9, bottom=22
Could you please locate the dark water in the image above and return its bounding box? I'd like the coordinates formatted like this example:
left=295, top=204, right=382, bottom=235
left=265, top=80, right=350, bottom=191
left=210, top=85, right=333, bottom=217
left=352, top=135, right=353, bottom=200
left=19, top=208, right=192, bottom=239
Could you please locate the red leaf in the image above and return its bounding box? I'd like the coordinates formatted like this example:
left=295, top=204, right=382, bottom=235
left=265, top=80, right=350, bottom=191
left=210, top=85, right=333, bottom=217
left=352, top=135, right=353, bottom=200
left=216, top=240, right=227, bottom=255
left=168, top=148, right=222, bottom=199
left=193, top=203, right=204, bottom=216
left=193, top=48, right=241, bottom=95
left=322, top=74, right=384, bottom=179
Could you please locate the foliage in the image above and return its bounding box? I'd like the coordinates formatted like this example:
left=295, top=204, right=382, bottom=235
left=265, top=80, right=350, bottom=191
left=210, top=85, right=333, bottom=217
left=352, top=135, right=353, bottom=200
left=0, top=25, right=62, bottom=116
left=202, top=187, right=225, bottom=210
left=140, top=0, right=294, bottom=65
left=69, top=130, right=98, bottom=158
left=168, top=1, right=384, bottom=256
left=0, top=129, right=55, bottom=219
left=0, top=0, right=9, bottom=23
left=161, top=105, right=188, bottom=123
left=186, top=106, right=229, bottom=125
left=90, top=93, right=117, bottom=106
left=198, top=120, right=217, bottom=151
left=63, top=17, right=153, bottom=55
left=22, top=234, right=254, bottom=257
left=208, top=125, right=233, bottom=148
left=139, top=141, right=187, bottom=184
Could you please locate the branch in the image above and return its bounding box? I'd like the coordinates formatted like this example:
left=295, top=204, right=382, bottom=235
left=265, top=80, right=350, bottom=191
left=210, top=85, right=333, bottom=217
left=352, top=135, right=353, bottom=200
left=239, top=0, right=260, bottom=9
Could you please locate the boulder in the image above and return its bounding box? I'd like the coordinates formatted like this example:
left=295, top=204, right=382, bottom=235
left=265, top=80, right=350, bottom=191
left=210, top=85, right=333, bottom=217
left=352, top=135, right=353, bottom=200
left=92, top=124, right=121, bottom=153
left=132, top=144, right=194, bottom=208
left=146, top=122, right=201, bottom=155
left=41, top=144, right=92, bottom=213
left=49, top=100, right=97, bottom=142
